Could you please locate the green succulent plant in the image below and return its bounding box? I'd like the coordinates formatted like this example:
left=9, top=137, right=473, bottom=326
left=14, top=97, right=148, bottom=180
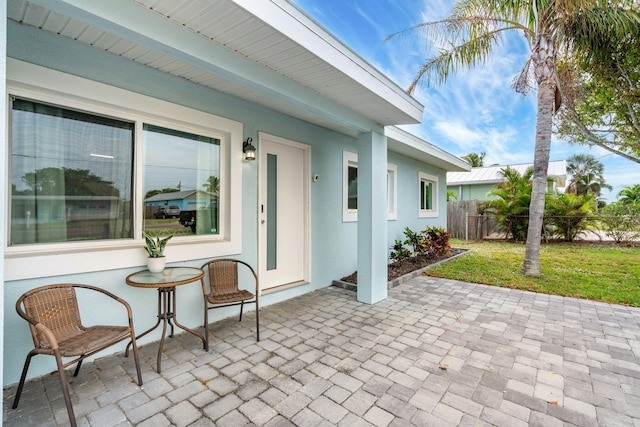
left=143, top=232, right=173, bottom=258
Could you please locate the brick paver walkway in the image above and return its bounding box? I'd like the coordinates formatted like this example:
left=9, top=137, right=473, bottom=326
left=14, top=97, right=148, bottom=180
left=4, top=276, right=640, bottom=426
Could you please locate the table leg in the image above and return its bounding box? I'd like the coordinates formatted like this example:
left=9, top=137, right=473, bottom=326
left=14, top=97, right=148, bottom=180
left=157, top=287, right=171, bottom=373
left=166, top=287, right=175, bottom=338
left=171, top=286, right=206, bottom=349
left=125, top=288, right=163, bottom=357
left=126, top=285, right=205, bottom=372
left=126, top=287, right=175, bottom=372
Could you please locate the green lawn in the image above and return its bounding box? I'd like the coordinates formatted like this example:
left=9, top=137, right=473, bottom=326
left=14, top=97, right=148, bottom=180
left=426, top=239, right=640, bottom=307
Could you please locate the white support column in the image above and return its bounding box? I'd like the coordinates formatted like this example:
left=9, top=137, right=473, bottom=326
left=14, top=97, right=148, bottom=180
left=356, top=131, right=388, bottom=304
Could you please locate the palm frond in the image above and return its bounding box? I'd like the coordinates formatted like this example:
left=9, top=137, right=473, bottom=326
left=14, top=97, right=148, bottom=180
left=407, top=29, right=504, bottom=92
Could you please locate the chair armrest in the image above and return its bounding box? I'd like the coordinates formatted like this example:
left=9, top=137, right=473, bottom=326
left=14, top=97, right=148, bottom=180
left=234, top=259, right=260, bottom=294
left=34, top=322, right=60, bottom=350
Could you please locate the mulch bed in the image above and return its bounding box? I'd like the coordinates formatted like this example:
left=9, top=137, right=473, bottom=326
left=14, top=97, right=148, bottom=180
left=339, top=248, right=467, bottom=285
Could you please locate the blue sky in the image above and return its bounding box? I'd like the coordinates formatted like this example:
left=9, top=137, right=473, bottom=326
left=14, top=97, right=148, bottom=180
left=290, top=0, right=640, bottom=202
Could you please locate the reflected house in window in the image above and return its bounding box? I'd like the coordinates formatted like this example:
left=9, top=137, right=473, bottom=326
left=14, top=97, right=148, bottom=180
left=11, top=194, right=123, bottom=244
left=144, top=190, right=219, bottom=234
left=145, top=190, right=215, bottom=213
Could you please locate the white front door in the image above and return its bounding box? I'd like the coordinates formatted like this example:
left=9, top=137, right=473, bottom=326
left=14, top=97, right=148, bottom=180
left=258, top=133, right=310, bottom=290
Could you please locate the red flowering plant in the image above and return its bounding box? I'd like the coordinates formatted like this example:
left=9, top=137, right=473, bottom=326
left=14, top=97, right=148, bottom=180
left=423, top=226, right=451, bottom=257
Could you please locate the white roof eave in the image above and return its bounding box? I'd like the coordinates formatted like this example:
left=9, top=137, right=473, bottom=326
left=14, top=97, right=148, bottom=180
left=21, top=0, right=424, bottom=134
left=233, top=0, right=424, bottom=122
left=385, top=126, right=470, bottom=172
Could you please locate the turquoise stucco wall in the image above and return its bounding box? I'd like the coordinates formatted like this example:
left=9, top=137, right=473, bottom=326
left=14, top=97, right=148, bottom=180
left=390, top=151, right=448, bottom=242
left=0, top=3, right=6, bottom=417
left=447, top=184, right=494, bottom=201
left=3, top=22, right=448, bottom=385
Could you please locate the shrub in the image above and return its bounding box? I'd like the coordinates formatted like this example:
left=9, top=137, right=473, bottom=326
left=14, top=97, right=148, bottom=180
left=403, top=227, right=428, bottom=257
left=423, top=226, right=451, bottom=256
left=544, top=193, right=596, bottom=242
left=598, top=202, right=640, bottom=243
left=389, top=239, right=411, bottom=262
left=389, top=226, right=451, bottom=263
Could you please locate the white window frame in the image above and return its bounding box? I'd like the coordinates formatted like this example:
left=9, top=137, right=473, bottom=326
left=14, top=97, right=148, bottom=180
left=342, top=151, right=397, bottom=222
left=5, top=59, right=243, bottom=281
left=418, top=172, right=438, bottom=218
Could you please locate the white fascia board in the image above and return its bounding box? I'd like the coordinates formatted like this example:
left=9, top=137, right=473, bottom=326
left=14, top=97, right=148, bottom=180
left=385, top=126, right=470, bottom=172
left=446, top=179, right=503, bottom=185
left=27, top=0, right=381, bottom=133
left=232, top=0, right=424, bottom=123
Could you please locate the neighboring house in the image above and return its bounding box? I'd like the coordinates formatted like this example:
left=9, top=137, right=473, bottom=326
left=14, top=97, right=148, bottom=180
left=0, top=0, right=469, bottom=389
left=11, top=195, right=122, bottom=242
left=447, top=161, right=567, bottom=201
left=145, top=190, right=214, bottom=211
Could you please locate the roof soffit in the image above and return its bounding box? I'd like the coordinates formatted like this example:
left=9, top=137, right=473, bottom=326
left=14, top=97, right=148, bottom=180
left=13, top=0, right=423, bottom=135
left=386, top=127, right=470, bottom=172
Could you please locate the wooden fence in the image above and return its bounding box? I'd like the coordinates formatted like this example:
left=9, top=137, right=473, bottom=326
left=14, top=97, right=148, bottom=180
left=447, top=200, right=497, bottom=240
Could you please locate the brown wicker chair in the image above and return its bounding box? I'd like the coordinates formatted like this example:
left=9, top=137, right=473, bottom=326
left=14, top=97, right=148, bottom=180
left=201, top=259, right=259, bottom=350
left=12, top=284, right=143, bottom=427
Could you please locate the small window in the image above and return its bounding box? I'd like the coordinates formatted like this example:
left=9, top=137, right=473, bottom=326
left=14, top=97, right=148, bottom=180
left=342, top=151, right=397, bottom=222
left=347, top=165, right=358, bottom=210
left=419, top=172, right=438, bottom=218
left=387, top=164, right=397, bottom=221
left=10, top=98, right=134, bottom=245
left=142, top=124, right=221, bottom=236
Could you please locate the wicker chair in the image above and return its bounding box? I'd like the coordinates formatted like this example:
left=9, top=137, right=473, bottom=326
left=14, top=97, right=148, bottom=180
left=12, top=284, right=143, bottom=427
left=201, top=259, right=259, bottom=350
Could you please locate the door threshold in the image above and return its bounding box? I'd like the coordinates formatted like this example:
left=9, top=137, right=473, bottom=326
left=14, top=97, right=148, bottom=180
left=262, top=280, right=308, bottom=295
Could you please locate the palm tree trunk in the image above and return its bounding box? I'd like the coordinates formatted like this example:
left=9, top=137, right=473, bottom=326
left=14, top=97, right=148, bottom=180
left=523, top=34, right=555, bottom=277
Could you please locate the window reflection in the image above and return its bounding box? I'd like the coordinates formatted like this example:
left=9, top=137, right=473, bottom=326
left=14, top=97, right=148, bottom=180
left=347, top=165, right=358, bottom=210
left=421, top=180, right=433, bottom=210
left=142, top=124, right=221, bottom=236
left=10, top=98, right=134, bottom=245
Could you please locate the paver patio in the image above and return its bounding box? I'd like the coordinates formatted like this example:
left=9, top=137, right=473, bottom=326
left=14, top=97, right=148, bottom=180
left=4, top=275, right=640, bottom=426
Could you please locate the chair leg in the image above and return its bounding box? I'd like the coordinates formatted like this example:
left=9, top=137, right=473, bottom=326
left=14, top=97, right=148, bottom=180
left=129, top=332, right=143, bottom=386
left=54, top=349, right=77, bottom=427
left=239, top=300, right=244, bottom=321
left=255, top=300, right=260, bottom=342
left=204, top=303, right=209, bottom=351
left=73, top=358, right=84, bottom=377
left=12, top=351, right=35, bottom=409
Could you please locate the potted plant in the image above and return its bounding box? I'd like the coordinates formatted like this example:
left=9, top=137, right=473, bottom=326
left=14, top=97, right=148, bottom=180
left=143, top=231, right=173, bottom=272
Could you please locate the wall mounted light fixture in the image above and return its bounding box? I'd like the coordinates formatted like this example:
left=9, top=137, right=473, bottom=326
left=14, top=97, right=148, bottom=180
left=243, top=137, right=256, bottom=161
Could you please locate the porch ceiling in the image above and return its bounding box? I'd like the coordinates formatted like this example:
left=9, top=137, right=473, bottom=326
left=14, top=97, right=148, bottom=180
left=8, top=0, right=424, bottom=137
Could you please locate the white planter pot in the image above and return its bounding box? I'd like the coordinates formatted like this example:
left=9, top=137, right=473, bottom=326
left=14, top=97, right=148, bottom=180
left=147, top=256, right=166, bottom=273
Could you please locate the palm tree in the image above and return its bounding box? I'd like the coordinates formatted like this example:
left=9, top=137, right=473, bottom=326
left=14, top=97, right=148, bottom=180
left=462, top=152, right=486, bottom=167
left=390, top=0, right=640, bottom=276
left=202, top=176, right=220, bottom=195
left=570, top=172, right=612, bottom=198
left=618, top=184, right=640, bottom=205
left=481, top=166, right=533, bottom=241
left=565, top=153, right=611, bottom=197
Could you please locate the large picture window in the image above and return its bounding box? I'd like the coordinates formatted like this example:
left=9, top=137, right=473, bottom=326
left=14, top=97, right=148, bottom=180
left=6, top=61, right=243, bottom=281
left=9, top=98, right=227, bottom=246
left=10, top=98, right=134, bottom=245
